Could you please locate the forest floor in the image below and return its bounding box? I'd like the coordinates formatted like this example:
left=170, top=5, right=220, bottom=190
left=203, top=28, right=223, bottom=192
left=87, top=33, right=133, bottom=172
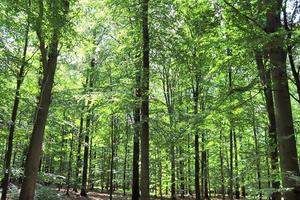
left=67, top=190, right=245, bottom=200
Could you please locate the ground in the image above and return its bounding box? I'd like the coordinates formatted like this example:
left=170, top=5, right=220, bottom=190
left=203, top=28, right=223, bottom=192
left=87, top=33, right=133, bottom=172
left=67, top=191, right=245, bottom=200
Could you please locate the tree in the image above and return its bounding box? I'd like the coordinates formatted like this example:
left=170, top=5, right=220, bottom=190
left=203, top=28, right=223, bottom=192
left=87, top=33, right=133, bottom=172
left=265, top=1, right=300, bottom=199
left=19, top=0, right=70, bottom=199
left=1, top=1, right=31, bottom=199
left=140, top=0, right=150, bottom=200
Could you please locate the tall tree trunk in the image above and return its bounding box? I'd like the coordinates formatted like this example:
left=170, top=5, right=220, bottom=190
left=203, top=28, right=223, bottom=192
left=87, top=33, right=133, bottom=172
left=252, top=109, right=262, bottom=199
left=179, top=147, right=184, bottom=198
left=73, top=114, right=84, bottom=192
left=265, top=128, right=271, bottom=189
left=59, top=124, right=65, bottom=176
left=228, top=63, right=234, bottom=200
left=123, top=116, right=129, bottom=195
left=132, top=56, right=141, bottom=200
left=187, top=130, right=192, bottom=196
left=201, top=125, right=209, bottom=200
left=19, top=18, right=57, bottom=200
left=19, top=1, right=69, bottom=199
left=109, top=115, right=115, bottom=200
left=88, top=135, right=93, bottom=190
left=255, top=53, right=280, bottom=200
left=193, top=82, right=201, bottom=200
left=140, top=0, right=150, bottom=199
left=158, top=150, right=163, bottom=199
left=229, top=129, right=234, bottom=200
left=19, top=35, right=58, bottom=200
left=1, top=8, right=30, bottom=200
left=154, top=148, right=157, bottom=197
left=80, top=113, right=91, bottom=197
left=219, top=130, right=225, bottom=200
left=80, top=58, right=95, bottom=197
left=66, top=129, right=74, bottom=196
left=171, top=143, right=176, bottom=200
left=233, top=131, right=240, bottom=199
left=201, top=138, right=204, bottom=199
left=203, top=151, right=209, bottom=200
left=265, top=1, right=300, bottom=198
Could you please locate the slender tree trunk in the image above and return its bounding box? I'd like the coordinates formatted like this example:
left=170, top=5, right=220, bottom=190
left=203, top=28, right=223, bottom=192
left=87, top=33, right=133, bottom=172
left=229, top=129, right=234, bottom=200
left=201, top=138, right=204, bottom=199
left=109, top=115, right=115, bottom=200
left=132, top=58, right=141, bottom=200
left=201, top=128, right=209, bottom=199
left=265, top=128, right=271, bottom=190
left=159, top=150, right=163, bottom=199
left=171, top=143, right=176, bottom=200
left=179, top=147, right=184, bottom=198
left=123, top=117, right=129, bottom=195
left=154, top=148, right=157, bottom=197
left=73, top=114, right=84, bottom=192
left=233, top=131, right=240, bottom=199
left=252, top=110, right=262, bottom=199
left=66, top=130, right=74, bottom=196
left=140, top=0, right=150, bottom=199
left=193, top=84, right=201, bottom=200
left=80, top=57, right=95, bottom=197
left=265, top=2, right=300, bottom=198
left=287, top=42, right=300, bottom=101
left=88, top=135, right=93, bottom=190
left=80, top=113, right=91, bottom=197
left=283, top=7, right=300, bottom=101
left=59, top=124, right=65, bottom=176
left=255, top=53, right=280, bottom=200
left=228, top=60, right=234, bottom=200
left=219, top=130, right=225, bottom=200
left=1, top=10, right=29, bottom=200
left=187, top=131, right=192, bottom=196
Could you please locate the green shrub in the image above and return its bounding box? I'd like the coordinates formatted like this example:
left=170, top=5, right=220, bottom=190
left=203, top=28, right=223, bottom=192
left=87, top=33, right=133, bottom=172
left=34, top=185, right=66, bottom=200
left=7, top=184, right=66, bottom=200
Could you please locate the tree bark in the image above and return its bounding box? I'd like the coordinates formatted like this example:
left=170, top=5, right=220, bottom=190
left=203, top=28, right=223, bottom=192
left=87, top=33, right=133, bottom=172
left=265, top=1, right=300, bottom=199
left=1, top=7, right=29, bottom=199
left=132, top=54, right=141, bottom=200
left=228, top=64, right=234, bottom=200
left=233, top=131, right=240, bottom=199
left=187, top=130, right=192, bottom=196
left=19, top=1, right=69, bottom=198
left=229, top=129, right=234, bottom=200
left=81, top=58, right=95, bottom=197
left=123, top=116, right=129, bottom=195
left=80, top=113, right=91, bottom=197
left=73, top=114, right=84, bottom=192
left=193, top=82, right=201, bottom=200
left=88, top=134, right=94, bottom=190
left=171, top=143, right=176, bottom=200
left=255, top=52, right=280, bottom=200
left=66, top=129, right=74, bottom=196
left=252, top=109, right=262, bottom=199
left=219, top=130, right=225, bottom=200
left=140, top=0, right=150, bottom=199
left=179, top=147, right=184, bottom=198
left=109, top=115, right=115, bottom=200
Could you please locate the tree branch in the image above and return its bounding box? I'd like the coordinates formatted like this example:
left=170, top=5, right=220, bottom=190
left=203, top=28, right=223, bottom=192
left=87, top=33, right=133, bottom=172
left=223, top=0, right=265, bottom=31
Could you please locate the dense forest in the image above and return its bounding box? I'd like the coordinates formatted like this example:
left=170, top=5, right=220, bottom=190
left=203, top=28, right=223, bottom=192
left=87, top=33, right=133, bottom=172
left=0, top=0, right=300, bottom=200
